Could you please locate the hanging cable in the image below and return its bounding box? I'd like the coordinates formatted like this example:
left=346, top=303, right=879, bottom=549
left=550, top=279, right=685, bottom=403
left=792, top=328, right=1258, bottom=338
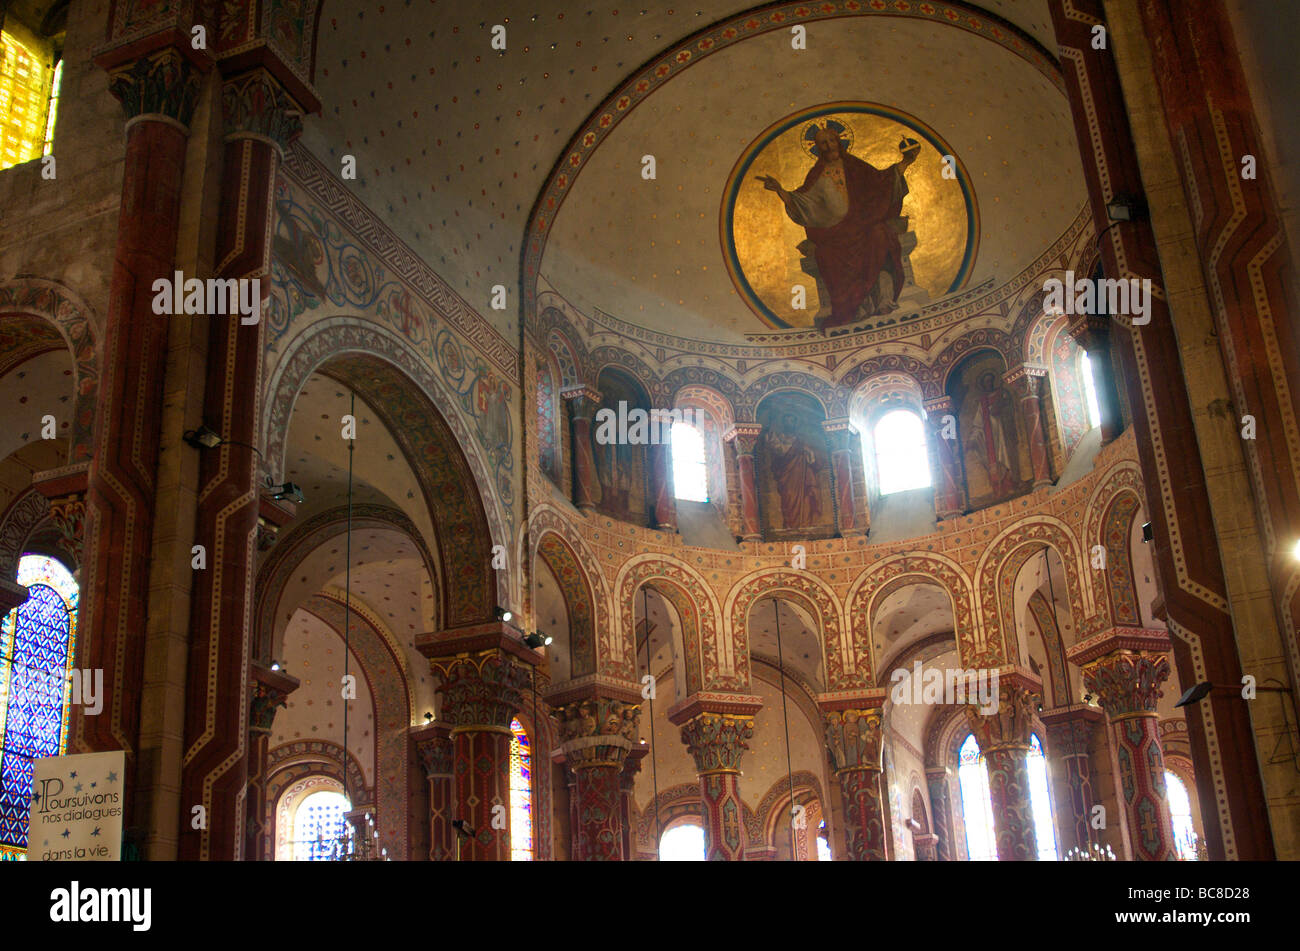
left=640, top=583, right=663, bottom=859
left=774, top=598, right=798, bottom=860
left=341, top=392, right=356, bottom=837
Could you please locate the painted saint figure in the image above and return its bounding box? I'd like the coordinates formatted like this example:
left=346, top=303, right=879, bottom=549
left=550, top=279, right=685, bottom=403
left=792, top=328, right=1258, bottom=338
left=758, top=125, right=919, bottom=330
left=966, top=371, right=1017, bottom=499
left=766, top=413, right=822, bottom=528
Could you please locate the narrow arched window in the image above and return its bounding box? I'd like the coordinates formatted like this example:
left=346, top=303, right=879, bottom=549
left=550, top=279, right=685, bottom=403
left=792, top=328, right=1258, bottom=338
left=659, top=822, right=706, bottom=861
left=874, top=409, right=931, bottom=495
left=671, top=422, right=709, bottom=502
left=1080, top=351, right=1102, bottom=430
left=957, top=734, right=996, bottom=861
left=1164, top=770, right=1198, bottom=860
left=0, top=554, right=77, bottom=859
left=509, top=717, right=533, bottom=860
left=1027, top=733, right=1058, bottom=861
left=816, top=819, right=832, bottom=861
left=292, top=789, right=351, bottom=861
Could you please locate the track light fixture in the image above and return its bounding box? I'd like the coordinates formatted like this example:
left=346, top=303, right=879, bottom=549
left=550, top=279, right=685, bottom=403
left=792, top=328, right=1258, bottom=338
left=495, top=606, right=513, bottom=623
left=1141, top=521, right=1153, bottom=543
left=1175, top=681, right=1214, bottom=707
left=451, top=819, right=476, bottom=838
left=424, top=711, right=434, bottom=722
left=182, top=425, right=222, bottom=449
left=270, top=660, right=281, bottom=672
left=523, top=632, right=552, bottom=648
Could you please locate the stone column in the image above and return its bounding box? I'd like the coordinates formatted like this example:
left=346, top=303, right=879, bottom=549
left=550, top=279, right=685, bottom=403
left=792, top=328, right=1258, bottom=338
left=924, top=767, right=954, bottom=861
left=669, top=694, right=762, bottom=861
left=1067, top=316, right=1124, bottom=444
left=649, top=417, right=677, bottom=531
left=823, top=418, right=864, bottom=536
left=923, top=397, right=965, bottom=520
left=181, top=67, right=308, bottom=861
left=725, top=424, right=763, bottom=541
left=821, top=699, right=887, bottom=861
left=549, top=686, right=641, bottom=861
left=75, top=43, right=205, bottom=832
left=244, top=662, right=298, bottom=862
left=965, top=677, right=1041, bottom=860
left=1042, top=707, right=1103, bottom=856
left=420, top=626, right=538, bottom=861
left=1050, top=0, right=1275, bottom=859
left=1004, top=364, right=1053, bottom=488
left=563, top=386, right=602, bottom=512
left=1069, top=630, right=1177, bottom=861
left=620, top=746, right=648, bottom=861
left=414, top=724, right=455, bottom=861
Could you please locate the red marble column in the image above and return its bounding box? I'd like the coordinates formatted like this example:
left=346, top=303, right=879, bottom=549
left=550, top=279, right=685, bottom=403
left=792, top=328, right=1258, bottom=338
left=1042, top=707, right=1103, bottom=856
left=180, top=67, right=309, bottom=861
left=550, top=689, right=641, bottom=861
left=244, top=662, right=298, bottom=861
left=1050, top=0, right=1275, bottom=859
left=823, top=419, right=864, bottom=535
left=725, top=424, right=763, bottom=541
left=74, top=44, right=204, bottom=831
left=966, top=679, right=1041, bottom=860
left=925, top=766, right=954, bottom=861
left=1005, top=365, right=1053, bottom=488
left=670, top=695, right=761, bottom=861
left=822, top=702, right=887, bottom=861
left=414, top=724, right=455, bottom=861
left=563, top=387, right=602, bottom=512
left=923, top=397, right=965, bottom=520
left=421, top=628, right=537, bottom=861
left=1070, top=630, right=1177, bottom=861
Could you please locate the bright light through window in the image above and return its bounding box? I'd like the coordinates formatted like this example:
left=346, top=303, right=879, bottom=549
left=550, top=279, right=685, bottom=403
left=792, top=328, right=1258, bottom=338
left=1027, top=734, right=1058, bottom=861
left=958, top=733, right=1057, bottom=861
left=659, top=823, right=706, bottom=861
left=292, top=790, right=350, bottom=861
left=1165, top=770, right=1198, bottom=860
left=671, top=422, right=709, bottom=503
left=1081, top=351, right=1102, bottom=430
left=874, top=409, right=931, bottom=495
left=509, top=717, right=533, bottom=861
left=816, top=821, right=832, bottom=861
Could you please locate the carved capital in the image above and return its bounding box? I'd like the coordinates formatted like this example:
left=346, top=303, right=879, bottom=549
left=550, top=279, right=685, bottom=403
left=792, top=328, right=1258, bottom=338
left=822, top=707, right=885, bottom=773
left=551, top=696, right=640, bottom=769
left=106, top=46, right=202, bottom=126
left=221, top=68, right=304, bottom=150
left=965, top=683, right=1040, bottom=753
left=248, top=663, right=298, bottom=735
left=414, top=727, right=454, bottom=778
left=1041, top=707, right=1102, bottom=757
left=1081, top=650, right=1171, bottom=719
left=724, top=423, right=764, bottom=457
left=45, top=495, right=85, bottom=566
left=678, top=713, right=754, bottom=774
left=431, top=648, right=531, bottom=731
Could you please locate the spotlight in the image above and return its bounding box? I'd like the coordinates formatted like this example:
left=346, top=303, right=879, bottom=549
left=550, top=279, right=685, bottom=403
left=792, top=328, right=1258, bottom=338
left=495, top=606, right=513, bottom=623
left=451, top=819, right=476, bottom=838
left=183, top=425, right=222, bottom=449
left=424, top=711, right=434, bottom=722
left=1081, top=690, right=1099, bottom=707
left=523, top=632, right=552, bottom=648
left=1141, top=522, right=1153, bottom=543
left=270, top=661, right=280, bottom=672
left=1175, top=681, right=1215, bottom=707
left=1292, top=538, right=1300, bottom=561
left=264, top=477, right=304, bottom=504
left=1106, top=195, right=1145, bottom=221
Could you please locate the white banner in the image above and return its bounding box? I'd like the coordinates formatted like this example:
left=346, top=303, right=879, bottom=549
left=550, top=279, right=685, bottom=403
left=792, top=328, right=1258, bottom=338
left=26, top=750, right=125, bottom=861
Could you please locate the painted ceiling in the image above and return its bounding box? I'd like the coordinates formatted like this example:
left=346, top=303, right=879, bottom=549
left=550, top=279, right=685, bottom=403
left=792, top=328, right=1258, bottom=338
left=303, top=1, right=1078, bottom=343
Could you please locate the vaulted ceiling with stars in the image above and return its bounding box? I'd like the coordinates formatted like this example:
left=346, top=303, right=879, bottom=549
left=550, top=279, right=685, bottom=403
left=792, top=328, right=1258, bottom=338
left=302, top=0, right=1085, bottom=342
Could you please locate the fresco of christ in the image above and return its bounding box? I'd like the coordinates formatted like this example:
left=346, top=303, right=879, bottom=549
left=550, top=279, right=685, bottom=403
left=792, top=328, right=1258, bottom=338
left=766, top=413, right=822, bottom=528
left=757, top=125, right=919, bottom=331
left=966, top=371, right=1017, bottom=500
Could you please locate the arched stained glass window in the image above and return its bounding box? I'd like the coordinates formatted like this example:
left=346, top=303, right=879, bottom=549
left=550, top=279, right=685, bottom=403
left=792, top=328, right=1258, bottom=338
left=0, top=554, right=77, bottom=859
left=292, top=789, right=350, bottom=861
left=509, top=717, right=533, bottom=860
left=671, top=422, right=709, bottom=502
left=1165, top=770, right=1198, bottom=861
left=659, top=822, right=705, bottom=861
left=1027, top=733, right=1058, bottom=861
left=873, top=409, right=931, bottom=495
left=957, top=733, right=996, bottom=861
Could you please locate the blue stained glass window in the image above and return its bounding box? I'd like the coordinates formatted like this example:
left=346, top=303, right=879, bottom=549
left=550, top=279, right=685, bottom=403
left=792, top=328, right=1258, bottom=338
left=510, top=717, right=533, bottom=860
left=0, top=555, right=77, bottom=859
left=292, top=789, right=351, bottom=861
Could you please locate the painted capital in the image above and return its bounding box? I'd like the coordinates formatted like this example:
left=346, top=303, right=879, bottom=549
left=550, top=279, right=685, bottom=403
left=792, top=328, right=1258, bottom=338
left=965, top=681, right=1040, bottom=753
left=724, top=423, right=764, bottom=457
left=106, top=46, right=203, bottom=126
left=822, top=707, right=885, bottom=773
left=415, top=727, right=454, bottom=778
left=248, top=662, right=298, bottom=735
left=552, top=696, right=641, bottom=769
left=221, top=68, right=305, bottom=149
left=431, top=649, right=532, bottom=731
left=1082, top=651, right=1170, bottom=719
left=677, top=713, right=755, bottom=774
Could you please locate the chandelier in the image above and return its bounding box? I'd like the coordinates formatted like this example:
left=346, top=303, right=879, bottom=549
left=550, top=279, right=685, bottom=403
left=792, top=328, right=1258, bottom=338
left=312, top=811, right=388, bottom=861
left=1063, top=842, right=1118, bottom=861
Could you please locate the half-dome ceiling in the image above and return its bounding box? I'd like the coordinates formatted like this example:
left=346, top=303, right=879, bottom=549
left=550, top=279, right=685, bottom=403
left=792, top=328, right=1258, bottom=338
left=302, top=1, right=1076, bottom=342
